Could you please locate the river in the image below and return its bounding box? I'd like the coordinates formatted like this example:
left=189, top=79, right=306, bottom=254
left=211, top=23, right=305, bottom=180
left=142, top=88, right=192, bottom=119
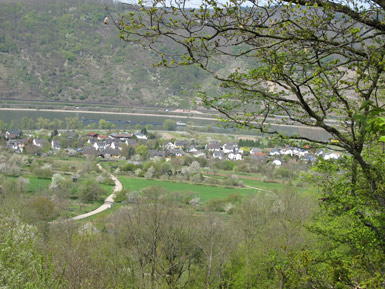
left=0, top=108, right=330, bottom=141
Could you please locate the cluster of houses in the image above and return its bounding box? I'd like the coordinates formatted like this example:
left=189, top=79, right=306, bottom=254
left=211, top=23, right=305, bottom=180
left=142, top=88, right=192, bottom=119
left=205, top=141, right=243, bottom=160
left=2, top=129, right=341, bottom=165
left=3, top=129, right=25, bottom=153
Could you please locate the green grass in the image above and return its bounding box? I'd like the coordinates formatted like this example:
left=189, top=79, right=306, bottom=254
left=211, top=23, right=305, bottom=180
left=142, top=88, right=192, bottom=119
left=119, top=177, right=259, bottom=202
left=237, top=179, right=283, bottom=190
left=27, top=176, right=52, bottom=193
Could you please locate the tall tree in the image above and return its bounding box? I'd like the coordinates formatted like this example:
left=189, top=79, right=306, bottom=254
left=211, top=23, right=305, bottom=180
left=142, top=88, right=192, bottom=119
left=115, top=0, right=385, bottom=286
left=113, top=187, right=198, bottom=288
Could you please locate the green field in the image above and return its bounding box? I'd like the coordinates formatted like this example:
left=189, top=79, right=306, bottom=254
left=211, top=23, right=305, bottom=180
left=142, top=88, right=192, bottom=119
left=26, top=176, right=51, bottom=193
left=119, top=177, right=260, bottom=202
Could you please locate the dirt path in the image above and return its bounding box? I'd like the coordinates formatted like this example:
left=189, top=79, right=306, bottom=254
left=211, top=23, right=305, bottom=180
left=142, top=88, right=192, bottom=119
left=71, top=164, right=122, bottom=221
left=204, top=171, right=280, bottom=183
left=242, top=184, right=271, bottom=192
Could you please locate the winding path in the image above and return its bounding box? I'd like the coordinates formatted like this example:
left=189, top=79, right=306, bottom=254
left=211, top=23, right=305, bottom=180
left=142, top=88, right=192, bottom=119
left=71, top=164, right=122, bottom=221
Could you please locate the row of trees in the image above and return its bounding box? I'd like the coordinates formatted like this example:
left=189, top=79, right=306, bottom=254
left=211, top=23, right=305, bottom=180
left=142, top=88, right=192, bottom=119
left=1, top=116, right=190, bottom=131
left=0, top=116, right=82, bottom=130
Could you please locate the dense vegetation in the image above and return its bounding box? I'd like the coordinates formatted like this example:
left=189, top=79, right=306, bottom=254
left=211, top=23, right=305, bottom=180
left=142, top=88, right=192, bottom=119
left=0, top=144, right=318, bottom=288
left=0, top=0, right=221, bottom=108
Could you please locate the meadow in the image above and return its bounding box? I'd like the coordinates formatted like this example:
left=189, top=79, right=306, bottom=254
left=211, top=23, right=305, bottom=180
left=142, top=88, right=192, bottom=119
left=27, top=176, right=52, bottom=193
left=119, top=176, right=262, bottom=202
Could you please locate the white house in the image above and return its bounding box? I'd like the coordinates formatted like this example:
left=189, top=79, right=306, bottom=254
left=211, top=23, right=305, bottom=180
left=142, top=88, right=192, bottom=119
left=222, top=143, right=238, bottom=154
left=228, top=152, right=242, bottom=160
left=192, top=150, right=206, bottom=158
left=165, top=142, right=175, bottom=150
left=33, top=138, right=47, bottom=147
left=188, top=145, right=198, bottom=153
left=270, top=148, right=281, bottom=156
left=135, top=133, right=148, bottom=140
left=281, top=148, right=293, bottom=156
left=51, top=140, right=61, bottom=151
left=205, top=141, right=221, bottom=151
left=272, top=159, right=282, bottom=166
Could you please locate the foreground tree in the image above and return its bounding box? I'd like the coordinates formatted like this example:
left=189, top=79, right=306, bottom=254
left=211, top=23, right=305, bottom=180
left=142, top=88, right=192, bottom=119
left=113, top=187, right=199, bottom=288
left=0, top=212, right=63, bottom=288
left=114, top=0, right=385, bottom=286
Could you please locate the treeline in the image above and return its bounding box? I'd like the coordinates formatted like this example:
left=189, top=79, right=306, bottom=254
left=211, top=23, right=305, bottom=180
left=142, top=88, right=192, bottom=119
left=0, top=117, right=82, bottom=130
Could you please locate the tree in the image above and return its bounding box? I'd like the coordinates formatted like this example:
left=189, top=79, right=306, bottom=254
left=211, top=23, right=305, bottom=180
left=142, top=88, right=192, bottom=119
left=99, top=119, right=115, bottom=130
left=193, top=215, right=234, bottom=289
left=65, top=117, right=82, bottom=129
left=25, top=196, right=57, bottom=222
left=0, top=212, right=63, bottom=288
left=135, top=144, right=150, bottom=160
left=116, top=1, right=385, bottom=285
left=113, top=187, right=199, bottom=288
left=78, top=180, right=106, bottom=203
left=162, top=119, right=177, bottom=131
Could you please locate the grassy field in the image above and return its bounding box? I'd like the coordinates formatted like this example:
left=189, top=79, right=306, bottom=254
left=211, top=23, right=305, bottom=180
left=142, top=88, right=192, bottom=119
left=23, top=175, right=115, bottom=218
left=27, top=176, right=52, bottom=193
left=119, top=177, right=260, bottom=202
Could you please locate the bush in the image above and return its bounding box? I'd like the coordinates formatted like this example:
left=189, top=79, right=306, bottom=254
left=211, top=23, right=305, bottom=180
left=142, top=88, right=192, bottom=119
left=205, top=198, right=226, bottom=212
left=26, top=196, right=56, bottom=222
left=121, top=163, right=141, bottom=172
left=33, top=164, right=53, bottom=179
left=214, top=160, right=236, bottom=171
left=162, top=119, right=177, bottom=131
left=78, top=181, right=107, bottom=203
left=222, top=174, right=241, bottom=187
left=96, top=173, right=115, bottom=185
left=114, top=188, right=130, bottom=203
left=204, top=177, right=220, bottom=185
left=1, top=177, right=30, bottom=195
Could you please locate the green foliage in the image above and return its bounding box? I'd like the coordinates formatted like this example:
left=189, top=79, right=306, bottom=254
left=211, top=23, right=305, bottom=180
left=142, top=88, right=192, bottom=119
left=135, top=144, right=149, bottom=160
left=121, top=162, right=142, bottom=172
left=0, top=213, right=63, bottom=288
left=78, top=180, right=107, bottom=203
left=32, top=163, right=53, bottom=179
left=25, top=196, right=57, bottom=222
left=119, top=176, right=257, bottom=202
left=214, top=159, right=236, bottom=171
left=113, top=188, right=130, bottom=203
left=162, top=119, right=177, bottom=131
left=98, top=119, right=115, bottom=130
left=238, top=139, right=261, bottom=148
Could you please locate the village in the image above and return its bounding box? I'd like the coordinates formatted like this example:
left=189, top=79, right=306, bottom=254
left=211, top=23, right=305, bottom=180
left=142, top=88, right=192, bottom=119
left=1, top=128, right=341, bottom=165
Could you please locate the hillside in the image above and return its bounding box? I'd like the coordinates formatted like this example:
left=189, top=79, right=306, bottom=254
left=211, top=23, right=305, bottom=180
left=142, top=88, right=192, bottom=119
left=0, top=0, right=226, bottom=108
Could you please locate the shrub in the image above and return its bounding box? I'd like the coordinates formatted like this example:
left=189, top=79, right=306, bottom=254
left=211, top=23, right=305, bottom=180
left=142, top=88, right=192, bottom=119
left=33, top=164, right=53, bottom=179
left=26, top=196, right=56, bottom=222
left=114, top=188, right=130, bottom=203
left=78, top=181, right=107, bottom=203
left=205, top=198, right=226, bottom=212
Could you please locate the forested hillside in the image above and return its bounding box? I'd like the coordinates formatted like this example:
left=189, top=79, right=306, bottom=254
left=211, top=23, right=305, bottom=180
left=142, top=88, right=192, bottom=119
left=0, top=0, right=225, bottom=107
